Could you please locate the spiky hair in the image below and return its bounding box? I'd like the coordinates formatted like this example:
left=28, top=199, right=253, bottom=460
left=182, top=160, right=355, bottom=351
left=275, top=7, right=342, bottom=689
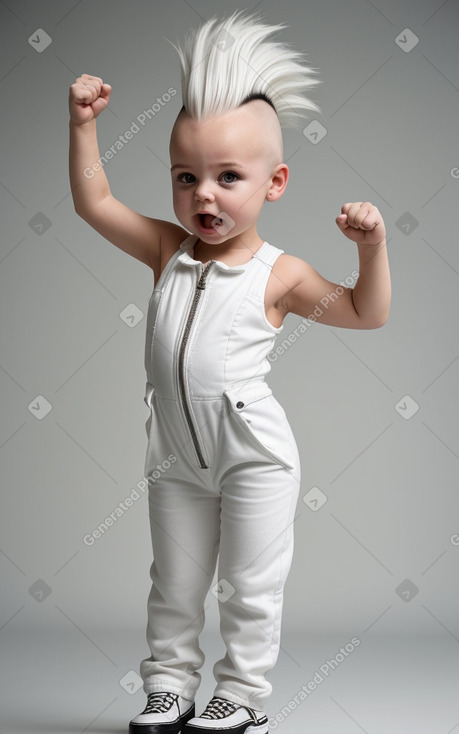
left=167, top=10, right=321, bottom=129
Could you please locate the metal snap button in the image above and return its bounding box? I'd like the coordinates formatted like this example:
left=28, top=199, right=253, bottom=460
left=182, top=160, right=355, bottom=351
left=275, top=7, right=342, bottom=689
left=236, top=401, right=244, bottom=409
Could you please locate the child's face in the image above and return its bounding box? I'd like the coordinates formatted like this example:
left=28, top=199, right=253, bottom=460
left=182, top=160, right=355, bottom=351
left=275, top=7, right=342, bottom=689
left=169, top=100, right=285, bottom=247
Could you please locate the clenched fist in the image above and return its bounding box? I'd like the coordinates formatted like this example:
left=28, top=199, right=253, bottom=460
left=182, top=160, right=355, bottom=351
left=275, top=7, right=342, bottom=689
left=69, top=73, right=111, bottom=125
left=336, top=201, right=386, bottom=247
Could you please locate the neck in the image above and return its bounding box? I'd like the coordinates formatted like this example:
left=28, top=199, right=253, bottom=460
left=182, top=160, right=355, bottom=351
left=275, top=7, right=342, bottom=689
left=194, top=233, right=264, bottom=264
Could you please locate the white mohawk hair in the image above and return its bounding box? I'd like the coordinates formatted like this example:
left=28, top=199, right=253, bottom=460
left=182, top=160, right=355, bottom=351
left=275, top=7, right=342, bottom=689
left=167, top=9, right=321, bottom=129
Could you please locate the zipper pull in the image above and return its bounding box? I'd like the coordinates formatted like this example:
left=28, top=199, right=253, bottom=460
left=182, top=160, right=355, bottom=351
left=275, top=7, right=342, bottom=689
left=197, top=260, right=214, bottom=290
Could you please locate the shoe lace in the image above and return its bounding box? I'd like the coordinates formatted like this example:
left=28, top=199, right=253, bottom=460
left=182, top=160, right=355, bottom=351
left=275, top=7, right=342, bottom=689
left=200, top=697, right=239, bottom=720
left=143, top=691, right=178, bottom=714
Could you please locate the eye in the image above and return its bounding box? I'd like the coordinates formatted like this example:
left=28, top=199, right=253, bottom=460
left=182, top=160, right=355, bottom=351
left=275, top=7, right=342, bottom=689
left=177, top=172, right=196, bottom=184
left=220, top=171, right=239, bottom=184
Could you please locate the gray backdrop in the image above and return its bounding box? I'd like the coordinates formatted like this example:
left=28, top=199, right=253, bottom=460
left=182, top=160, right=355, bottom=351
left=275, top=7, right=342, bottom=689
left=1, top=0, right=458, bottom=731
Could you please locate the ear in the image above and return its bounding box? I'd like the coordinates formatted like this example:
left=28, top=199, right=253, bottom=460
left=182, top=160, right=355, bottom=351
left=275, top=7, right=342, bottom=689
left=266, top=163, right=289, bottom=201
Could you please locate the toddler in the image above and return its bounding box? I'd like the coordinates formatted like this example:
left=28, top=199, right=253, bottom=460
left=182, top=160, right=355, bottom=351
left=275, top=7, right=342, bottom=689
left=68, top=10, right=390, bottom=734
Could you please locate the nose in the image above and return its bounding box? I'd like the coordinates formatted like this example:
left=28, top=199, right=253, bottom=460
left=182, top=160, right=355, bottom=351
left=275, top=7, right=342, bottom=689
left=194, top=180, right=216, bottom=203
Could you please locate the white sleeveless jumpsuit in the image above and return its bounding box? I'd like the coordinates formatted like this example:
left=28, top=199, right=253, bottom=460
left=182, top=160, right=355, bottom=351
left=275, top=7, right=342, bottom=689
left=139, top=234, right=301, bottom=711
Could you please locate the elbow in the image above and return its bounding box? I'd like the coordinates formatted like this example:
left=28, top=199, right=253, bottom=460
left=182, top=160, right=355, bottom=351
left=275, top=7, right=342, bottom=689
left=352, top=293, right=391, bottom=329
left=370, top=318, right=388, bottom=330
left=72, top=197, right=86, bottom=218
left=73, top=206, right=89, bottom=223
left=73, top=203, right=94, bottom=223
left=363, top=309, right=390, bottom=329
left=351, top=288, right=391, bottom=330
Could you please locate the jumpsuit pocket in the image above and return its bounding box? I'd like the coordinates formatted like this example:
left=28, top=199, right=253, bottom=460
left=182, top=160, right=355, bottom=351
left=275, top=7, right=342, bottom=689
left=144, top=381, right=155, bottom=439
left=223, top=381, right=296, bottom=470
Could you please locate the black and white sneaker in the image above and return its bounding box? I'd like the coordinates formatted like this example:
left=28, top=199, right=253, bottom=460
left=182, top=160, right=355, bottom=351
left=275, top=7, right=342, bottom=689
left=129, top=691, right=195, bottom=734
left=184, top=696, right=268, bottom=734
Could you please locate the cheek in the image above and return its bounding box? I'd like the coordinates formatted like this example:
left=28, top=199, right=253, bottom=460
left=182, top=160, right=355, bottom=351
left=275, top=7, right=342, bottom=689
left=236, top=188, right=264, bottom=215
left=172, top=187, right=188, bottom=212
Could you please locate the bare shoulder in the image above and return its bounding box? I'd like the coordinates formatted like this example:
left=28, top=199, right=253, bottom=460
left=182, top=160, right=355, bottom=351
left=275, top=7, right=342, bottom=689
left=268, top=252, right=315, bottom=302
left=264, top=252, right=314, bottom=326
left=272, top=252, right=312, bottom=281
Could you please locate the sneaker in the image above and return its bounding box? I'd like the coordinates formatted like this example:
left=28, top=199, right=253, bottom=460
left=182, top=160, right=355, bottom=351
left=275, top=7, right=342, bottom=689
left=129, top=691, right=195, bottom=734
left=183, top=696, right=268, bottom=734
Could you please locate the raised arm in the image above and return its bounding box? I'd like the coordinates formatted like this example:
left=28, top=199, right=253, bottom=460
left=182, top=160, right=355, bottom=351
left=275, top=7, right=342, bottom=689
left=280, top=202, right=391, bottom=329
left=68, top=74, right=187, bottom=271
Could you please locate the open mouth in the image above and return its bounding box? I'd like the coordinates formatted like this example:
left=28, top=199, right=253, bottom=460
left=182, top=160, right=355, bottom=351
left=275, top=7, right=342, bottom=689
left=198, top=213, right=223, bottom=231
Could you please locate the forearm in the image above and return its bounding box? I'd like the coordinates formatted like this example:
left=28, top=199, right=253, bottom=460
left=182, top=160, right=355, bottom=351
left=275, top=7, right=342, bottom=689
left=69, top=119, right=111, bottom=214
left=352, top=240, right=391, bottom=327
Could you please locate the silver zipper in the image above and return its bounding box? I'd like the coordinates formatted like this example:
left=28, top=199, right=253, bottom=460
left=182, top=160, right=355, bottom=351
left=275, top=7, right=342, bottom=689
left=177, top=261, right=214, bottom=468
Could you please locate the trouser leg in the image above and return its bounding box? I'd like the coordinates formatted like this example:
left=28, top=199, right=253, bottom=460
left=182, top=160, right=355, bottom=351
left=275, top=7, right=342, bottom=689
left=212, top=460, right=300, bottom=710
left=140, top=476, right=221, bottom=702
